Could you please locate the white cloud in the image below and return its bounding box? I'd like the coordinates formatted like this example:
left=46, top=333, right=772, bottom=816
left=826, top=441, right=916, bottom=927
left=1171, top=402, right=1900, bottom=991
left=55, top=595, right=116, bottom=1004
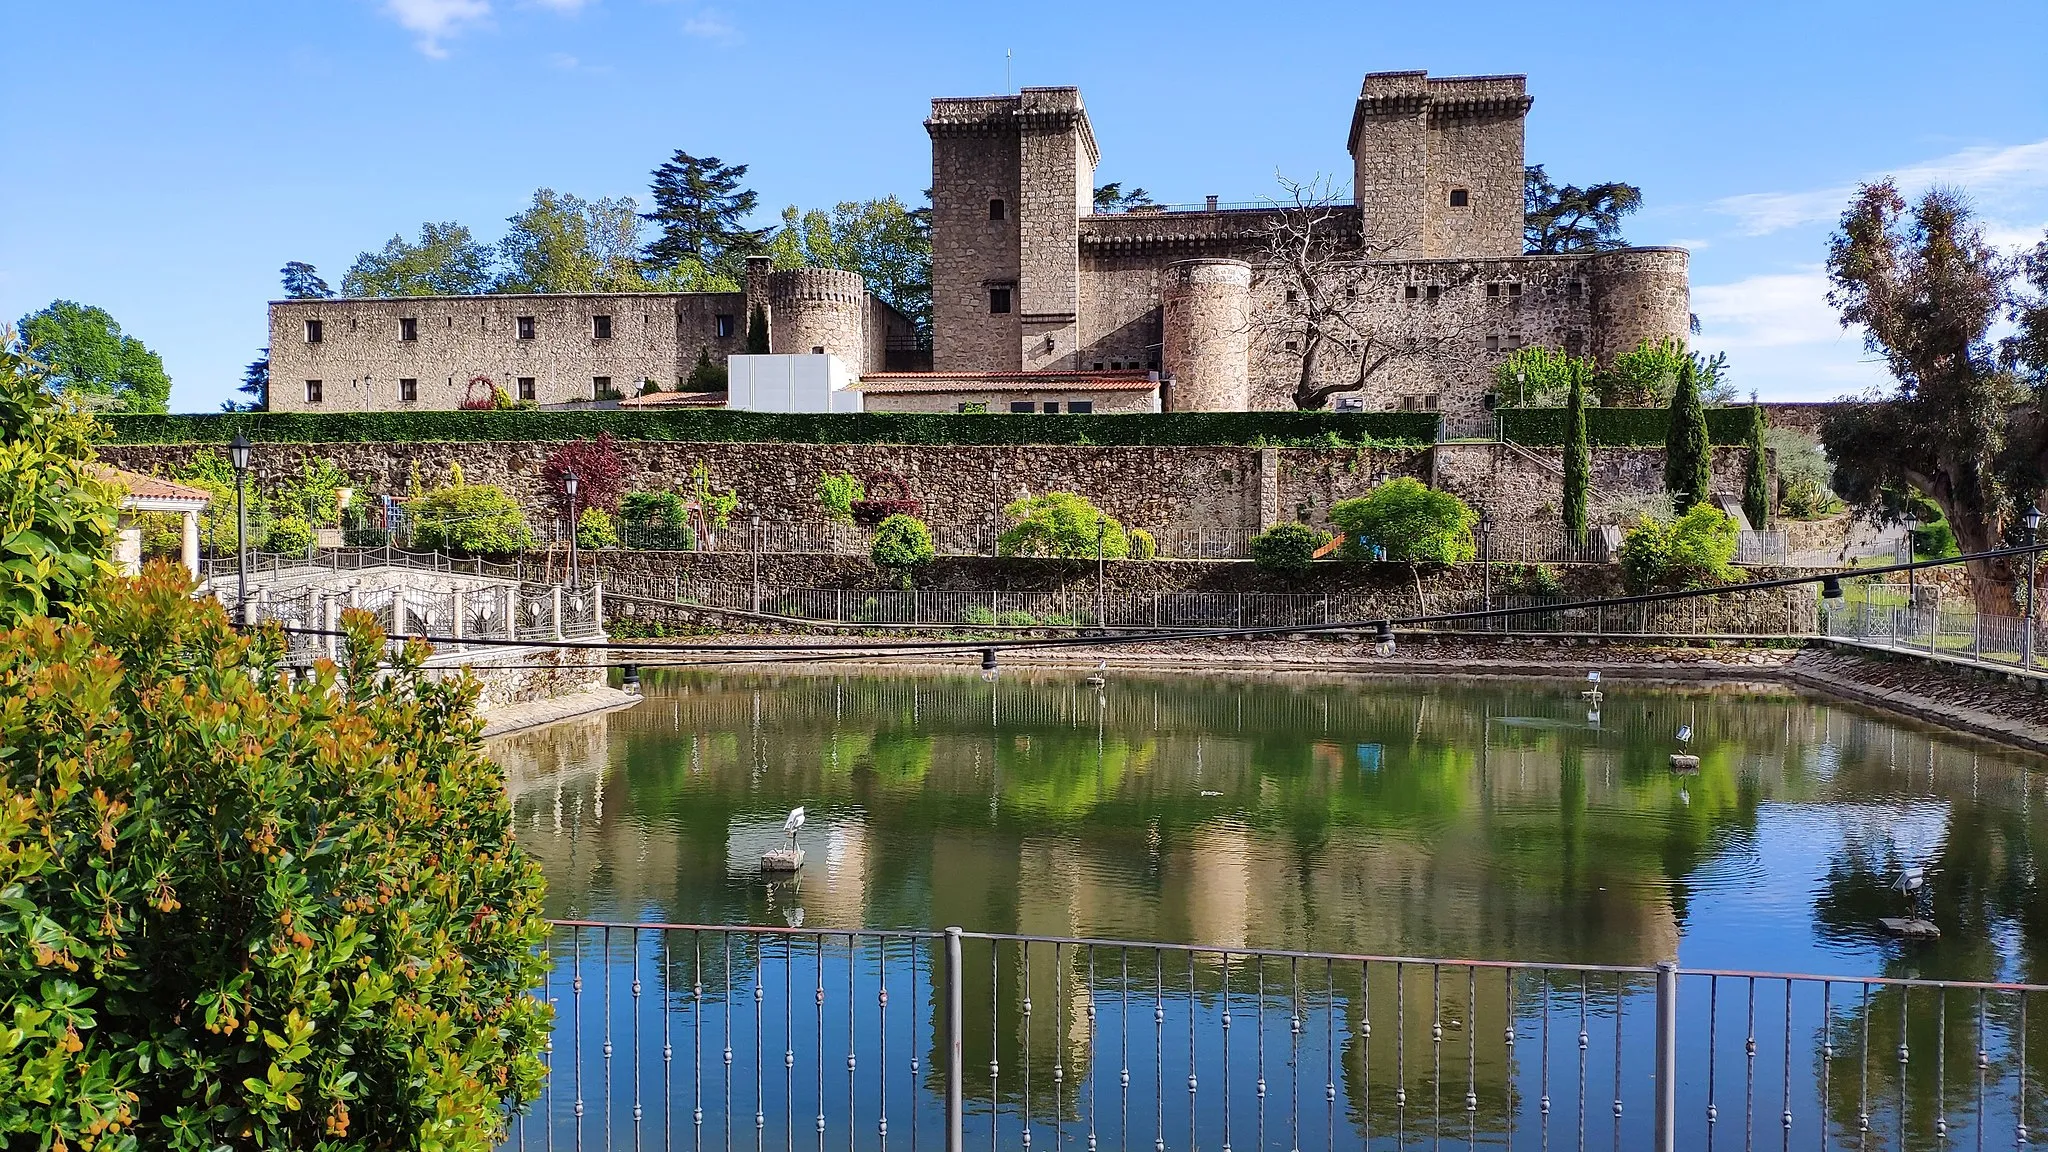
left=1691, top=268, right=1890, bottom=400
left=681, top=9, right=738, bottom=41
left=527, top=0, right=595, bottom=10
left=382, top=0, right=491, bottom=57
left=1666, top=237, right=1712, bottom=251
left=1712, top=138, right=2048, bottom=237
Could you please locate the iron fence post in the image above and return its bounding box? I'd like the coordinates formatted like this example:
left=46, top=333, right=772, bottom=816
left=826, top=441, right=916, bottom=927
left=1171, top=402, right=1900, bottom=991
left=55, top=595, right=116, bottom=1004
left=1655, top=961, right=1678, bottom=1152
left=945, top=926, right=965, bottom=1152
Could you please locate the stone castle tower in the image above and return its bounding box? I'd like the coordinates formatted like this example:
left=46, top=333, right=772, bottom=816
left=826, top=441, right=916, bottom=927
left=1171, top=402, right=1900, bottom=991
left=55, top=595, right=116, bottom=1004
left=926, top=70, right=1691, bottom=431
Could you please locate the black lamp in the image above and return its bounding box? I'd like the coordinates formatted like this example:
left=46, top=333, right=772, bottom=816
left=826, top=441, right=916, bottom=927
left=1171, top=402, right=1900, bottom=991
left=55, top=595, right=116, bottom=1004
left=229, top=433, right=252, bottom=624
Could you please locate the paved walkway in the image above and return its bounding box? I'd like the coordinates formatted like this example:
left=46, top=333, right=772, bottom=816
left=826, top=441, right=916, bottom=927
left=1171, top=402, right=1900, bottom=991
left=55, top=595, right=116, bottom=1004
left=481, top=686, right=641, bottom=738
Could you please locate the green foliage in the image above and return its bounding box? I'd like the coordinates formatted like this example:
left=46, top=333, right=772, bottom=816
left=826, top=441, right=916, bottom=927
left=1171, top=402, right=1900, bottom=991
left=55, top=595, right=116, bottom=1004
left=1562, top=363, right=1590, bottom=542
left=642, top=151, right=768, bottom=284
left=1664, top=357, right=1712, bottom=513
left=869, top=513, right=935, bottom=576
left=0, top=569, right=551, bottom=1148
left=689, top=462, right=739, bottom=537
left=1497, top=405, right=1760, bottom=446
left=1619, top=505, right=1740, bottom=592
left=576, top=506, right=618, bottom=549
left=1329, top=479, right=1477, bottom=565
left=1742, top=407, right=1771, bottom=528
left=279, top=261, right=332, bottom=299
left=1912, top=517, right=1960, bottom=560
left=264, top=514, right=314, bottom=554
left=407, top=476, right=534, bottom=554
left=1127, top=527, right=1157, bottom=560
left=766, top=196, right=933, bottom=341
left=340, top=221, right=496, bottom=297
left=108, top=409, right=1442, bottom=449
left=1767, top=428, right=1840, bottom=519
left=1092, top=183, right=1156, bottom=212
left=0, top=342, right=120, bottom=625
left=1523, top=165, right=1643, bottom=254
left=619, top=490, right=694, bottom=549
left=1500, top=562, right=1565, bottom=596
left=683, top=347, right=727, bottom=392
left=1603, top=338, right=1734, bottom=408
left=1250, top=521, right=1331, bottom=573
left=1493, top=346, right=1587, bottom=408
left=745, top=305, right=770, bottom=354
left=494, top=188, right=647, bottom=293
left=998, top=493, right=1130, bottom=560
left=14, top=300, right=173, bottom=414
left=817, top=472, right=865, bottom=522
left=279, top=456, right=350, bottom=526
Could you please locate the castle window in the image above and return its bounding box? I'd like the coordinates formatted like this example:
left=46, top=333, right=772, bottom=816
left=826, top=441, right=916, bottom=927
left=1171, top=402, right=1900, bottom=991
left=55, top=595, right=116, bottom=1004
left=1485, top=335, right=1500, bottom=353
left=989, top=199, right=1006, bottom=221
left=1487, top=283, right=1501, bottom=298
left=1505, top=334, right=1524, bottom=350
left=516, top=316, right=536, bottom=340
left=399, top=378, right=417, bottom=401
left=592, top=376, right=612, bottom=398
left=1069, top=400, right=1094, bottom=414
left=989, top=287, right=1011, bottom=314
left=1346, top=287, right=1357, bottom=300
left=399, top=317, right=417, bottom=342
left=1042, top=402, right=1060, bottom=414
left=1285, top=289, right=1298, bottom=303
left=1010, top=401, right=1034, bottom=414
left=304, top=379, right=322, bottom=403
left=1285, top=341, right=1298, bottom=352
left=1093, top=362, right=1104, bottom=370
left=518, top=377, right=536, bottom=401
left=1566, top=279, right=1583, bottom=299
left=1404, top=285, right=1419, bottom=301
left=1448, top=188, right=1469, bottom=208
left=305, top=319, right=323, bottom=343
left=1426, top=285, right=1442, bottom=301
left=714, top=314, right=734, bottom=338
left=593, top=315, right=613, bottom=339
left=1507, top=282, right=1522, bottom=298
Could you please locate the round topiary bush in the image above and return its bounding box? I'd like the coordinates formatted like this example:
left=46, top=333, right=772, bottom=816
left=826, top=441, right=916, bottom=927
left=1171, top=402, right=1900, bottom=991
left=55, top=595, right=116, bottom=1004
left=870, top=513, right=936, bottom=584
left=0, top=567, right=552, bottom=1148
left=1250, top=521, right=1332, bottom=574
left=264, top=513, right=315, bottom=554
left=576, top=506, right=618, bottom=549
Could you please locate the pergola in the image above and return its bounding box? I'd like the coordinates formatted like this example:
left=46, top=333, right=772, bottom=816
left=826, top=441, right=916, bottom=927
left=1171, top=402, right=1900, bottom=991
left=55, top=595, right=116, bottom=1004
left=96, top=466, right=212, bottom=578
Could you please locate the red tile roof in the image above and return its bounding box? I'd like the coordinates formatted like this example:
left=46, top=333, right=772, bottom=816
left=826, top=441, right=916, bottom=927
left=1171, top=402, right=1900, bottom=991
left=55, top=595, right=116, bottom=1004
left=95, top=465, right=213, bottom=504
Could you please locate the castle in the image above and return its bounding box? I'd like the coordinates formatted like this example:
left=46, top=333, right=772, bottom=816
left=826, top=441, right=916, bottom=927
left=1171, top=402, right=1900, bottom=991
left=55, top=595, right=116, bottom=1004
left=267, top=70, right=1689, bottom=432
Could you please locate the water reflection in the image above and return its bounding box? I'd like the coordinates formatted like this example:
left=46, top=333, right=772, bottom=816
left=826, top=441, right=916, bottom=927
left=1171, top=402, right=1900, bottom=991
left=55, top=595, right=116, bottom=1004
left=492, top=667, right=2048, bottom=1150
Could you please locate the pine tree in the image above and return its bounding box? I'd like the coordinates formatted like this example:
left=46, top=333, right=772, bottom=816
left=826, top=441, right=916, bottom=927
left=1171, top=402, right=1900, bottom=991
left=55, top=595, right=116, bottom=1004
left=1563, top=362, right=1590, bottom=543
left=640, top=151, right=768, bottom=282
left=1664, top=356, right=1711, bottom=513
left=280, top=262, right=333, bottom=299
left=231, top=348, right=269, bottom=411
left=1742, top=405, right=1771, bottom=529
left=745, top=304, right=769, bottom=354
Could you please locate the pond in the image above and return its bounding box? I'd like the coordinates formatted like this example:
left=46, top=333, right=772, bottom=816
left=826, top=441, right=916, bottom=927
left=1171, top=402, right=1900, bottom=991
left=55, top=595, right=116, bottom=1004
left=489, top=666, right=2048, bottom=1151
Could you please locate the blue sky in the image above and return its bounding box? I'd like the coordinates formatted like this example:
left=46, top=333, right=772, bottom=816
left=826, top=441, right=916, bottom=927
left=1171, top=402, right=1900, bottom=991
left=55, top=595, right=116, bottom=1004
left=4, top=0, right=2045, bottom=412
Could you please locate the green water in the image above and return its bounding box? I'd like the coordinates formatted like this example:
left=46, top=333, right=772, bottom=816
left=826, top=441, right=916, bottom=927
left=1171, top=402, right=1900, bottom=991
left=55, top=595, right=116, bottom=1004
left=492, top=666, right=2048, bottom=982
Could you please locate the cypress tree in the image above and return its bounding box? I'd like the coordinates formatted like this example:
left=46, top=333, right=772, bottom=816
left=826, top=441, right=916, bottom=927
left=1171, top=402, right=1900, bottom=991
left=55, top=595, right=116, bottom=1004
left=745, top=304, right=770, bottom=354
left=1741, top=405, right=1770, bottom=529
left=1664, top=356, right=1711, bottom=513
left=1563, top=362, right=1590, bottom=543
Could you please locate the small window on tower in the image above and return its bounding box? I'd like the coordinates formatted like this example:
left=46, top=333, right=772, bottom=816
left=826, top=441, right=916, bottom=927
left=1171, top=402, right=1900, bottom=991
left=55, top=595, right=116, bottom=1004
left=989, top=287, right=1011, bottom=314
left=1487, top=283, right=1501, bottom=298
left=1448, top=188, right=1469, bottom=207
left=714, top=314, right=735, bottom=338
left=305, top=319, right=323, bottom=343
left=1426, top=285, right=1442, bottom=301
left=1069, top=401, right=1094, bottom=414
left=1285, top=341, right=1298, bottom=352
left=304, top=379, right=323, bottom=403
left=399, top=378, right=417, bottom=401
left=1485, top=335, right=1500, bottom=353
left=1404, top=285, right=1420, bottom=301
left=989, top=199, right=1006, bottom=221
left=1507, top=282, right=1522, bottom=298
left=593, top=315, right=613, bottom=339
left=518, top=377, right=536, bottom=401
left=516, top=316, right=536, bottom=340
left=1042, top=402, right=1060, bottom=414
left=1566, top=279, right=1583, bottom=299
left=1285, top=289, right=1298, bottom=303
left=399, top=317, right=417, bottom=341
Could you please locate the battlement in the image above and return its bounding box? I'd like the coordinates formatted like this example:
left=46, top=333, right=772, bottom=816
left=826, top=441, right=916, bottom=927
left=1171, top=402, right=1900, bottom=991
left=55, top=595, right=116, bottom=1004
left=1350, top=72, right=1529, bottom=155
left=925, top=88, right=1097, bottom=167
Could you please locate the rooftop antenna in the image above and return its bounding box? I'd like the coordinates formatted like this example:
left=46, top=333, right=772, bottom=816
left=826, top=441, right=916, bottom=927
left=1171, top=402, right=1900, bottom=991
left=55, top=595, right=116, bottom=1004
left=1006, top=49, right=1012, bottom=94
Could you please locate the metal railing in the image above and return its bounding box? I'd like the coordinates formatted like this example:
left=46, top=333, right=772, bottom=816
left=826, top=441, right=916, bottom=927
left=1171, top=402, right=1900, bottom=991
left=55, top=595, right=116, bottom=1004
left=506, top=921, right=2048, bottom=1152
left=1737, top=529, right=1791, bottom=567
left=229, top=578, right=605, bottom=655
left=1824, top=602, right=2044, bottom=673
left=198, top=545, right=532, bottom=583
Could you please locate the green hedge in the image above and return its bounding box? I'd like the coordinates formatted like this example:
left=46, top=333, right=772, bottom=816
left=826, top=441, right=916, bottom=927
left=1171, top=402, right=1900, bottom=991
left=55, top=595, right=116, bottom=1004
left=104, top=408, right=1441, bottom=448
left=1501, top=406, right=1762, bottom=446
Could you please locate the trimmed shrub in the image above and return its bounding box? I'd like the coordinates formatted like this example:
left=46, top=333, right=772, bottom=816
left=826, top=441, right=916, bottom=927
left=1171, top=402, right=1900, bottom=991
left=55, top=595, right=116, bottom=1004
left=1620, top=505, right=1740, bottom=592
left=998, top=492, right=1130, bottom=560
left=1664, top=359, right=1711, bottom=513
left=1329, top=479, right=1477, bottom=565
left=408, top=480, right=534, bottom=554
left=1502, top=405, right=1761, bottom=447
left=817, top=472, right=864, bottom=523
left=264, top=513, right=314, bottom=554
left=1128, top=527, right=1157, bottom=560
left=870, top=513, right=936, bottom=579
left=1250, top=521, right=1331, bottom=573
left=104, top=409, right=1443, bottom=449
left=0, top=568, right=551, bottom=1148
left=619, top=490, right=695, bottom=549
left=576, top=506, right=618, bottom=549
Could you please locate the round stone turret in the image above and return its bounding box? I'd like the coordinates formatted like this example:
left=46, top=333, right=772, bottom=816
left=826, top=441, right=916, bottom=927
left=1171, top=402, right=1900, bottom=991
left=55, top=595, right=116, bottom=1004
left=768, top=267, right=868, bottom=366
left=1160, top=258, right=1252, bottom=411
left=1585, top=248, right=1691, bottom=364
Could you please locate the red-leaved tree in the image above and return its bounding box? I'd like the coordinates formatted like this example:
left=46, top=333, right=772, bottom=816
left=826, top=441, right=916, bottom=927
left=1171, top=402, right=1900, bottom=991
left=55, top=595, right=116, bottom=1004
left=540, top=433, right=627, bottom=517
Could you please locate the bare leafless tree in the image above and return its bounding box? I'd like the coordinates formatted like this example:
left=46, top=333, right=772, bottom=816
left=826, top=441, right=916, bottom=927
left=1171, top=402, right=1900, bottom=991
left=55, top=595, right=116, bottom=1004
left=1254, top=175, right=1481, bottom=410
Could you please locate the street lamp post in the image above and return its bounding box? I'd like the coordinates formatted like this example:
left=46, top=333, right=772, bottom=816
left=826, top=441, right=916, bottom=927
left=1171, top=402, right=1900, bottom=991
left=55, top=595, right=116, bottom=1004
left=1479, top=510, right=1493, bottom=630
left=1903, top=510, right=1919, bottom=608
left=229, top=433, right=252, bottom=624
left=2026, top=504, right=2043, bottom=670
left=1096, top=518, right=1108, bottom=631
left=564, top=471, right=580, bottom=591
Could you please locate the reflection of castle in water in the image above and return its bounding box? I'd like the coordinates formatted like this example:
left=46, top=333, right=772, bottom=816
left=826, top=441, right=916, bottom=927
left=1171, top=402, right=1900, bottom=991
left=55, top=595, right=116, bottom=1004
left=494, top=668, right=2048, bottom=1139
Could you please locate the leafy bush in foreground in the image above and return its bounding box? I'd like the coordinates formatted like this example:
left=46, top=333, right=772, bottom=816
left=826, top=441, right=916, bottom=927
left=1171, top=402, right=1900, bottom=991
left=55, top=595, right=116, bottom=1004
left=0, top=568, right=551, bottom=1148
left=1329, top=478, right=1477, bottom=565
left=1250, top=522, right=1331, bottom=573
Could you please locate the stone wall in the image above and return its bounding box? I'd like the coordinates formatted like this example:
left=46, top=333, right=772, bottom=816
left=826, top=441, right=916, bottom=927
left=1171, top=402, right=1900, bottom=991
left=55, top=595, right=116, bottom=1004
left=103, top=439, right=1753, bottom=541
left=766, top=268, right=868, bottom=366
left=1160, top=259, right=1252, bottom=411
left=927, top=96, right=1025, bottom=373
left=1349, top=72, right=1528, bottom=260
